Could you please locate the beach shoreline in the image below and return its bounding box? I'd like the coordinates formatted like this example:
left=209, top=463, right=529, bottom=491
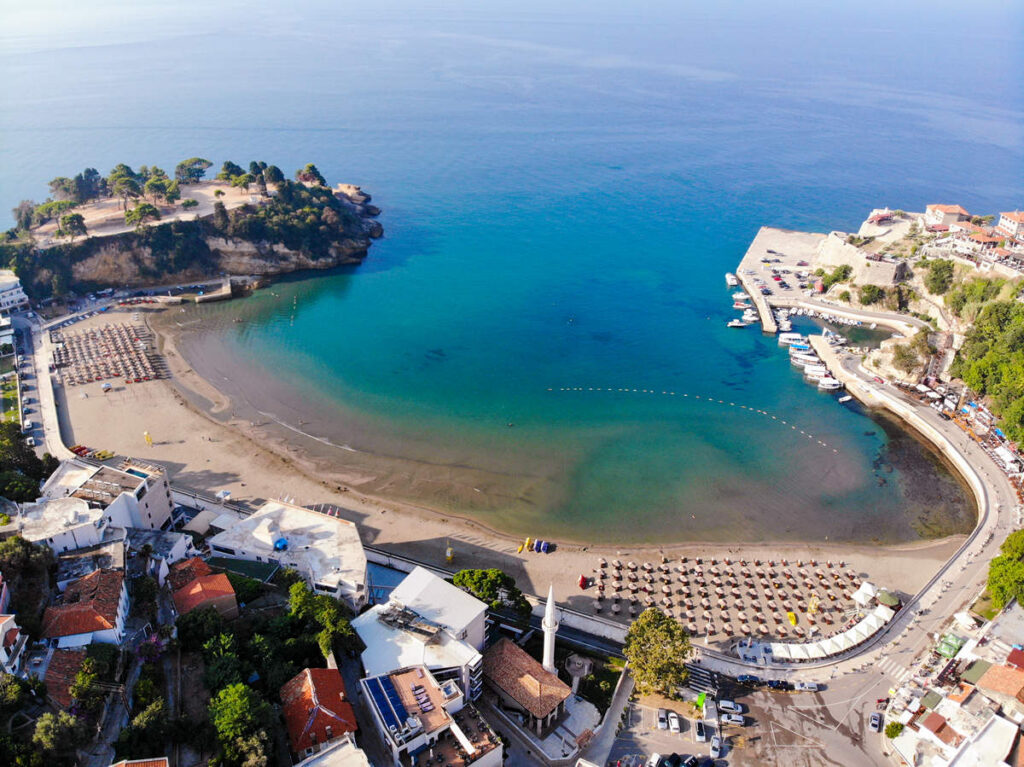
left=44, top=300, right=975, bottom=617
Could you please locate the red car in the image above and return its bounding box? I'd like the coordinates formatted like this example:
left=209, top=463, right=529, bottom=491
left=873, top=376, right=886, bottom=385
left=772, top=275, right=782, bottom=281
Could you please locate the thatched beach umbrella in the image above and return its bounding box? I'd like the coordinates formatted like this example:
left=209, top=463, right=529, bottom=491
left=759, top=624, right=769, bottom=635
left=723, top=623, right=734, bottom=635
left=741, top=623, right=751, bottom=635
left=701, top=597, right=711, bottom=608
left=687, top=622, right=698, bottom=633
left=731, top=588, right=741, bottom=597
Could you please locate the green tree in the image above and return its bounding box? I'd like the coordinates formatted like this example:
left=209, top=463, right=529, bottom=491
left=181, top=198, right=199, bottom=209
left=885, top=721, right=903, bottom=738
left=288, top=581, right=316, bottom=621
left=987, top=555, right=1024, bottom=610
left=111, top=175, right=141, bottom=210
left=175, top=157, right=212, bottom=184
left=56, top=212, right=87, bottom=240
left=231, top=173, right=256, bottom=196
left=12, top=200, right=36, bottom=231
left=263, top=165, right=284, bottom=185
left=69, top=657, right=104, bottom=713
left=208, top=683, right=273, bottom=764
left=124, top=202, right=161, bottom=228
left=891, top=344, right=921, bottom=374
left=32, top=710, right=85, bottom=755
left=217, top=161, right=245, bottom=181
left=453, top=568, right=532, bottom=616
left=859, top=284, right=885, bottom=305
left=164, top=180, right=181, bottom=204
left=176, top=605, right=224, bottom=651
left=0, top=673, right=26, bottom=715
left=295, top=163, right=327, bottom=186
left=132, top=575, right=158, bottom=621
left=144, top=176, right=169, bottom=203
left=1000, top=529, right=1024, bottom=560
left=213, top=201, right=229, bottom=230
left=623, top=607, right=693, bottom=697
left=925, top=259, right=954, bottom=295
left=48, top=177, right=78, bottom=201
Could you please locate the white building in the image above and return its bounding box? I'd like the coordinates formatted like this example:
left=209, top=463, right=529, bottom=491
left=923, top=204, right=970, bottom=227
left=40, top=458, right=175, bottom=532
left=995, top=211, right=1024, bottom=243
left=126, top=527, right=197, bottom=586
left=361, top=665, right=501, bottom=767
left=207, top=500, right=367, bottom=611
left=5, top=497, right=120, bottom=554
left=294, top=739, right=372, bottom=767
left=0, top=613, right=27, bottom=674
left=353, top=566, right=487, bottom=700
left=0, top=270, right=29, bottom=313
left=41, top=568, right=129, bottom=648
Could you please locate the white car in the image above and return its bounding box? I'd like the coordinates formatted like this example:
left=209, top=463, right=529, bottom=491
left=794, top=681, right=820, bottom=692
left=657, top=709, right=668, bottom=730
left=721, top=713, right=745, bottom=726
left=645, top=754, right=661, bottom=767
left=668, top=711, right=680, bottom=733
left=710, top=736, right=724, bottom=758
left=718, top=699, right=743, bottom=714
left=25, top=436, right=36, bottom=447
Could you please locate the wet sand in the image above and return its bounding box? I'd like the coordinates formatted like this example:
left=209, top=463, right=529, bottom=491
left=52, top=304, right=966, bottom=608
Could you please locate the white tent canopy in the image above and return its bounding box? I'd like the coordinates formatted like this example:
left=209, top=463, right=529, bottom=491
left=851, top=581, right=878, bottom=607
left=766, top=604, right=896, bottom=661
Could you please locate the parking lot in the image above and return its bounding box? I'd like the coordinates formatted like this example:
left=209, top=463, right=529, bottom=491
left=607, top=674, right=890, bottom=767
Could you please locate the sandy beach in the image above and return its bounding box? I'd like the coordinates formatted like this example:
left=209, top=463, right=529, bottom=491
left=46, top=303, right=969, bottom=632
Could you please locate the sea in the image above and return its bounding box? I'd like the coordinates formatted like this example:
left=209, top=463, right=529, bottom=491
left=2, top=0, right=1022, bottom=544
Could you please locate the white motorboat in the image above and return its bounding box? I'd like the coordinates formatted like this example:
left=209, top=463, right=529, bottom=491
left=726, top=273, right=740, bottom=287
left=791, top=354, right=822, bottom=367
left=742, top=310, right=759, bottom=323
left=733, top=301, right=752, bottom=310
left=778, top=318, right=793, bottom=332
left=803, top=365, right=829, bottom=380
left=732, top=291, right=749, bottom=300
left=818, top=377, right=844, bottom=390
left=838, top=394, right=853, bottom=403
left=788, top=342, right=812, bottom=353
left=727, top=319, right=750, bottom=328
left=777, top=332, right=807, bottom=346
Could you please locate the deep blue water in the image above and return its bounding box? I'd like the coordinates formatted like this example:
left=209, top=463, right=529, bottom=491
left=2, top=0, right=1022, bottom=542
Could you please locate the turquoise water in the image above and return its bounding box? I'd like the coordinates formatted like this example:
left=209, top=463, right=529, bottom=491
left=3, top=1, right=1022, bottom=542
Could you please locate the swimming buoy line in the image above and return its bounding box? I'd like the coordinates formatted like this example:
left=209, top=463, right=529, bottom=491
left=545, top=386, right=840, bottom=453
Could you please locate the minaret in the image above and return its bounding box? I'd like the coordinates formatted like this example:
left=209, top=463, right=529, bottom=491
left=542, top=584, right=559, bottom=674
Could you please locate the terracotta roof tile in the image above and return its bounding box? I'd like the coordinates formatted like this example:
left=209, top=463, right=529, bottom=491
left=1007, top=648, right=1024, bottom=670
left=977, top=664, right=1024, bottom=699
left=167, top=557, right=213, bottom=591
left=1000, top=211, right=1024, bottom=223
left=43, top=569, right=124, bottom=639
left=109, top=759, right=171, bottom=767
left=44, top=649, right=87, bottom=709
left=280, top=668, right=358, bottom=753
left=172, top=573, right=235, bottom=615
left=483, top=638, right=570, bottom=719
left=928, top=204, right=969, bottom=215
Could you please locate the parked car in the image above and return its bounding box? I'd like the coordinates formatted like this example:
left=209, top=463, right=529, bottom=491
left=718, top=700, right=743, bottom=714
left=681, top=758, right=698, bottom=767
left=25, top=437, right=36, bottom=447
left=694, top=720, right=707, bottom=742
left=721, top=713, right=745, bottom=726
left=662, top=755, right=681, bottom=767
left=767, top=679, right=792, bottom=691
left=869, top=712, right=883, bottom=732
left=710, top=736, right=724, bottom=759
left=668, top=711, right=681, bottom=733
left=657, top=709, right=669, bottom=730
left=737, top=674, right=761, bottom=685
left=645, top=753, right=662, bottom=767
left=794, top=681, right=821, bottom=692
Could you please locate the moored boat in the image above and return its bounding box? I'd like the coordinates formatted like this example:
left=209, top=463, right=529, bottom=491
left=732, top=291, right=749, bottom=300
left=803, top=365, right=829, bottom=380
left=727, top=319, right=750, bottom=328
left=725, top=272, right=740, bottom=287
left=778, top=332, right=808, bottom=346
left=818, top=377, right=844, bottom=390
left=838, top=394, right=853, bottom=403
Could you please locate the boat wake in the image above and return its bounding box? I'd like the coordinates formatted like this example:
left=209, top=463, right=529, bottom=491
left=254, top=409, right=359, bottom=452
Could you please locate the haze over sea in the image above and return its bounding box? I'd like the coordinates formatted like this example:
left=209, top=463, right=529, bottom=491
left=2, top=1, right=1023, bottom=544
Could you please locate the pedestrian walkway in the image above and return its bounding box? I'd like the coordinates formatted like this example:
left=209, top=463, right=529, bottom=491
left=876, top=656, right=911, bottom=684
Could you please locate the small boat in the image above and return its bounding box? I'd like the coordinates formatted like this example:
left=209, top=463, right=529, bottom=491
left=733, top=301, right=752, bottom=310
left=838, top=395, right=853, bottom=403
left=725, top=273, right=740, bottom=287
left=818, top=377, right=844, bottom=391
left=524, top=537, right=531, bottom=551
left=788, top=343, right=812, bottom=353
left=727, top=319, right=750, bottom=328
left=778, top=332, right=808, bottom=346
left=778, top=318, right=793, bottom=332
left=742, top=310, right=759, bottom=322
left=541, top=541, right=550, bottom=553
left=534, top=539, right=543, bottom=553
left=804, top=366, right=829, bottom=380
left=731, top=291, right=749, bottom=300
left=517, top=543, right=524, bottom=553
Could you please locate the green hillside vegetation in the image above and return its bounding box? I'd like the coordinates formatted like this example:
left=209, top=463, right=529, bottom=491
left=952, top=293, right=1024, bottom=441
left=986, top=529, right=1024, bottom=610
left=1, top=159, right=368, bottom=298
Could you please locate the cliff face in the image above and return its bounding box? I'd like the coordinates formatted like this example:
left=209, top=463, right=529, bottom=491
left=46, top=183, right=383, bottom=293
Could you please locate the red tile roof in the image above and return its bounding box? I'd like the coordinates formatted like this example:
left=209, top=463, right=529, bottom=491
left=280, top=668, right=358, bottom=754
left=1007, top=648, right=1024, bottom=670
left=483, top=637, right=571, bottom=719
left=920, top=711, right=960, bottom=746
left=44, top=649, right=87, bottom=709
left=110, top=760, right=171, bottom=767
left=172, top=573, right=236, bottom=615
left=1000, top=211, right=1024, bottom=223
left=3, top=626, right=18, bottom=649
left=167, top=557, right=213, bottom=591
left=977, top=664, right=1024, bottom=700
left=928, top=204, right=969, bottom=215
left=42, top=569, right=124, bottom=639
